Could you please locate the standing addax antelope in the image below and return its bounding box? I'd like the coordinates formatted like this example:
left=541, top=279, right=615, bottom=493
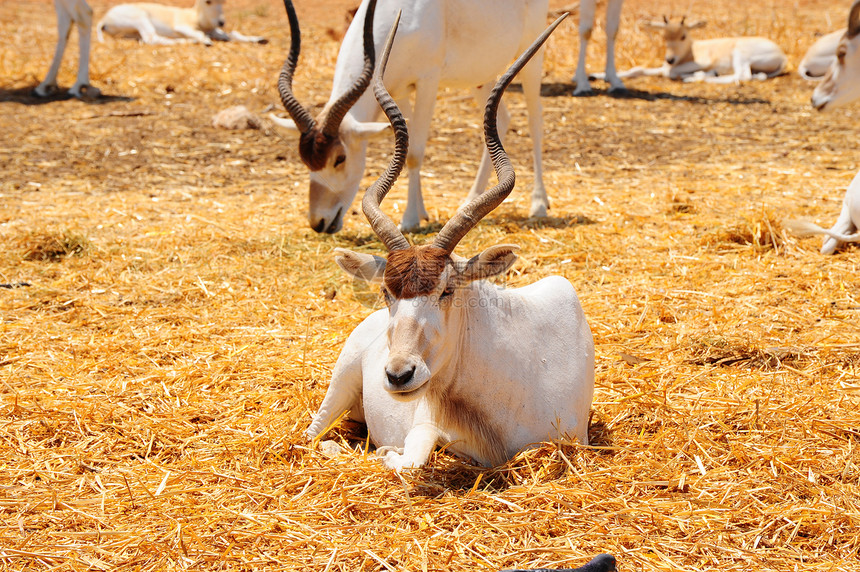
left=786, top=0, right=860, bottom=254
left=605, top=16, right=786, bottom=84
left=274, top=0, right=553, bottom=234
left=572, top=0, right=626, bottom=95
left=306, top=12, right=595, bottom=471
left=36, top=0, right=100, bottom=98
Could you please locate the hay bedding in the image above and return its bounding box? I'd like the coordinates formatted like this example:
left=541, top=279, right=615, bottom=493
left=0, top=0, right=859, bottom=569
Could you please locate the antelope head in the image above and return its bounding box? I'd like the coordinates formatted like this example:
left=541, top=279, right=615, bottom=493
left=277, top=0, right=389, bottom=234
left=195, top=0, right=226, bottom=32
left=645, top=16, right=706, bottom=67
left=334, top=12, right=567, bottom=398
left=812, top=0, right=860, bottom=111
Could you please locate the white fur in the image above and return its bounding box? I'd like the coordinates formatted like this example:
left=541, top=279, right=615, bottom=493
left=812, top=2, right=860, bottom=111
left=36, top=0, right=99, bottom=98
left=799, top=29, right=844, bottom=80
left=272, top=0, right=552, bottom=233
left=601, top=18, right=787, bottom=84
left=306, top=249, right=595, bottom=470
left=785, top=172, right=860, bottom=255
left=97, top=0, right=265, bottom=46
left=571, top=0, right=625, bottom=95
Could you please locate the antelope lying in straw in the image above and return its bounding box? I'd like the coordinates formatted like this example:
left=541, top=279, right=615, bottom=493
left=799, top=29, right=844, bottom=80
left=274, top=0, right=553, bottom=234
left=786, top=1, right=860, bottom=254
left=97, top=0, right=266, bottom=46
left=571, top=0, right=626, bottom=95
left=35, top=0, right=100, bottom=98
left=306, top=13, right=595, bottom=471
left=599, top=16, right=787, bottom=83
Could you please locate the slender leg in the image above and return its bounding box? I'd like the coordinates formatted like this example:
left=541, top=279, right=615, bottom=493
left=603, top=0, right=626, bottom=91
left=572, top=0, right=596, bottom=95
left=399, top=77, right=438, bottom=231
left=35, top=0, right=73, bottom=97
left=70, top=0, right=98, bottom=98
left=519, top=50, right=549, bottom=217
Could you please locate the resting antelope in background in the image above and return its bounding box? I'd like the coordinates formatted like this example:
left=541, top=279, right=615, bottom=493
left=36, top=0, right=100, bottom=98
left=799, top=29, right=844, bottom=80
left=572, top=0, right=626, bottom=95
left=600, top=16, right=787, bottom=84
left=786, top=0, right=860, bottom=254
left=273, top=0, right=553, bottom=234
left=97, top=0, right=266, bottom=45
left=305, top=13, right=595, bottom=471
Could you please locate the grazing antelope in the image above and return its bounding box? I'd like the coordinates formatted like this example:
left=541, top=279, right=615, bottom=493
left=273, top=0, right=553, bottom=234
left=35, top=0, right=100, bottom=98
left=572, top=0, right=626, bottom=95
left=306, top=13, right=595, bottom=471
left=97, top=0, right=266, bottom=46
left=602, top=16, right=787, bottom=83
left=812, top=1, right=860, bottom=111
left=799, top=29, right=844, bottom=80
left=787, top=1, right=860, bottom=254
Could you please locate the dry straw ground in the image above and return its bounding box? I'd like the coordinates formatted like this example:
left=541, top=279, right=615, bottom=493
left=1, top=0, right=859, bottom=570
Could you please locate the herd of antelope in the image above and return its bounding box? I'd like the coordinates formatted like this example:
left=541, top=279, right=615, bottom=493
left=33, top=0, right=860, bottom=473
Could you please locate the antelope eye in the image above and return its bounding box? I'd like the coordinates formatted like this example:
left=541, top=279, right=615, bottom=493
left=838, top=46, right=847, bottom=62
left=440, top=287, right=455, bottom=300
left=680, top=34, right=686, bottom=41
left=381, top=288, right=393, bottom=306
left=334, top=154, right=346, bottom=168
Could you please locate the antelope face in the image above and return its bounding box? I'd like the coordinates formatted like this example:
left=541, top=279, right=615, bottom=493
left=812, top=33, right=860, bottom=111
left=198, top=0, right=225, bottom=31
left=661, top=19, right=703, bottom=66
left=302, top=119, right=387, bottom=234
left=335, top=245, right=519, bottom=399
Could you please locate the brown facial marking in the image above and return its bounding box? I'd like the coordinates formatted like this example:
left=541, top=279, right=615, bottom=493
left=299, top=129, right=338, bottom=172
left=384, top=246, right=450, bottom=299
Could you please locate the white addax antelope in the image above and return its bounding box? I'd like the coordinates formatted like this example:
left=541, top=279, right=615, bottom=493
left=273, top=0, right=553, bottom=234
left=306, top=13, right=595, bottom=471
left=571, top=0, right=626, bottom=95
left=799, top=29, right=844, bottom=80
left=786, top=0, right=860, bottom=254
left=36, top=0, right=100, bottom=98
left=605, top=16, right=787, bottom=83
left=97, top=0, right=266, bottom=46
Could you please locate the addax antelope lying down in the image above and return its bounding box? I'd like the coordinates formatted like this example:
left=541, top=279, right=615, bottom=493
left=603, top=16, right=786, bottom=83
left=97, top=0, right=266, bottom=46
left=274, top=0, right=553, bottom=234
left=306, top=13, right=595, bottom=471
left=786, top=1, right=860, bottom=254
left=799, top=29, right=844, bottom=80
left=36, top=0, right=100, bottom=98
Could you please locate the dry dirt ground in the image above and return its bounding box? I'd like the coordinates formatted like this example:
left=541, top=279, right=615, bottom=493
left=1, top=0, right=860, bottom=570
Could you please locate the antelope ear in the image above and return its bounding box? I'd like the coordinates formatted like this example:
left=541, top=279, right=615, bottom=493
left=850, top=0, right=860, bottom=39
left=268, top=113, right=299, bottom=131
left=354, top=121, right=391, bottom=139
left=686, top=19, right=707, bottom=29
left=334, top=248, right=386, bottom=283
left=642, top=19, right=667, bottom=30
left=459, top=244, right=519, bottom=282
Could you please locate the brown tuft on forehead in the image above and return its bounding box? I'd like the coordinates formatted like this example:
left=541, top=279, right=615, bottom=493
left=298, top=129, right=337, bottom=172
left=384, top=246, right=450, bottom=299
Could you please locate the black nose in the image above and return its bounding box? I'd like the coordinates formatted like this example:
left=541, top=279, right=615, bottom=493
left=311, top=218, right=326, bottom=233
left=386, top=367, right=415, bottom=387
left=666, top=56, right=675, bottom=65
left=218, top=18, right=225, bottom=27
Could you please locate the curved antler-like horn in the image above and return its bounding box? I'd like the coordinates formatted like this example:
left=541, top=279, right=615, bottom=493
left=277, top=0, right=316, bottom=134
left=362, top=11, right=410, bottom=252
left=432, top=13, right=568, bottom=254
left=320, top=0, right=378, bottom=138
